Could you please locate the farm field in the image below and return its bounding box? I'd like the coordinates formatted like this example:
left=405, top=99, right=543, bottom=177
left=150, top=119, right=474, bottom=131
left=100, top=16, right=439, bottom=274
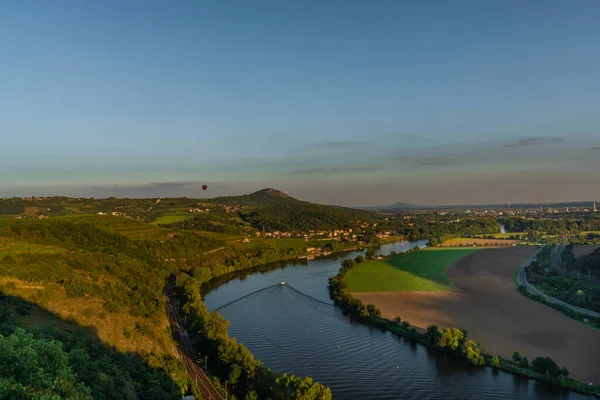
left=573, top=244, right=600, bottom=257
left=441, top=237, right=521, bottom=247
left=150, top=213, right=193, bottom=225
left=0, top=237, right=66, bottom=257
left=345, top=249, right=479, bottom=292
left=352, top=247, right=600, bottom=383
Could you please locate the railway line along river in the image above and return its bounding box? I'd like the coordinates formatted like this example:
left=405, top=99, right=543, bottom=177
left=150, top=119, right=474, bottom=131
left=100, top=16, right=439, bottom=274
left=204, top=241, right=594, bottom=400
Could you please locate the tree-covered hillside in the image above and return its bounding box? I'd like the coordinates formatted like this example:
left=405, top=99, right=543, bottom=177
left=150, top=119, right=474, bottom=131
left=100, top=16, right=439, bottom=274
left=240, top=202, right=377, bottom=231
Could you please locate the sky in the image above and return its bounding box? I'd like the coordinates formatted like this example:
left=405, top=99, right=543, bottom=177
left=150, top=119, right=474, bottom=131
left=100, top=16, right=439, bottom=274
left=1, top=0, right=599, bottom=206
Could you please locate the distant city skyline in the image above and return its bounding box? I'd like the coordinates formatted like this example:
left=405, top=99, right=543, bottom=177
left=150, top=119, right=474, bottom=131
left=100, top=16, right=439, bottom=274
left=2, top=1, right=600, bottom=206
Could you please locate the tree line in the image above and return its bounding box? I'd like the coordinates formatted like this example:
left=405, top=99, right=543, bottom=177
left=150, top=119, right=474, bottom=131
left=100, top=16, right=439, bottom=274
left=329, top=256, right=587, bottom=392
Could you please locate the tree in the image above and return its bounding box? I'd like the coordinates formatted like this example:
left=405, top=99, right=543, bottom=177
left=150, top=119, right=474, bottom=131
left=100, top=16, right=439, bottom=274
left=532, top=357, right=560, bottom=377
left=426, top=325, right=439, bottom=342
left=560, top=367, right=569, bottom=377
left=436, top=328, right=465, bottom=351
left=491, top=355, right=500, bottom=368
left=0, top=328, right=93, bottom=399
left=519, top=357, right=529, bottom=369
left=366, top=304, right=381, bottom=317
left=512, top=351, right=521, bottom=362
left=365, top=248, right=376, bottom=260
left=354, top=255, right=365, bottom=264
left=462, top=340, right=484, bottom=366
left=341, top=259, right=355, bottom=270
left=428, top=237, right=438, bottom=247
left=245, top=390, right=259, bottom=400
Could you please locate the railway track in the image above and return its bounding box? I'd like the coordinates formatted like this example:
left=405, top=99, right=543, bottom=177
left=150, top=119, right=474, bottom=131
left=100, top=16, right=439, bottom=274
left=163, top=283, right=225, bottom=400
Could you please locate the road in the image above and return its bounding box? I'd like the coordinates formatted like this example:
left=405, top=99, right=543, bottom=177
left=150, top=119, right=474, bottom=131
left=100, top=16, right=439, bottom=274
left=517, top=245, right=600, bottom=319
left=163, top=281, right=226, bottom=400
left=550, top=240, right=566, bottom=272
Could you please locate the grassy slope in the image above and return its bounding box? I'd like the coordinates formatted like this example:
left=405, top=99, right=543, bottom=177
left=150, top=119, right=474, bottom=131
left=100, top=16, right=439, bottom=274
left=150, top=214, right=193, bottom=225
left=0, top=217, right=183, bottom=357
left=345, top=249, right=479, bottom=292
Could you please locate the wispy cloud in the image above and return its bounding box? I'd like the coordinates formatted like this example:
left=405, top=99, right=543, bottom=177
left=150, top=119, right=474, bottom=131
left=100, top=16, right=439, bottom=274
left=504, top=136, right=565, bottom=148
left=291, top=166, right=381, bottom=175
left=588, top=146, right=600, bottom=151
left=325, top=140, right=363, bottom=147
left=413, top=157, right=449, bottom=167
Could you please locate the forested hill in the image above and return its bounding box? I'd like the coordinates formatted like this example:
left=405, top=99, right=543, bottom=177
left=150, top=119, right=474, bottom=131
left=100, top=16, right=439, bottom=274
left=240, top=202, right=377, bottom=232
left=205, top=188, right=302, bottom=207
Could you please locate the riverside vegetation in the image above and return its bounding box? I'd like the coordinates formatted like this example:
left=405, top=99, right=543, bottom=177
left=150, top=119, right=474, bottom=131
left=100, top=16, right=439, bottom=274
left=328, top=250, right=600, bottom=397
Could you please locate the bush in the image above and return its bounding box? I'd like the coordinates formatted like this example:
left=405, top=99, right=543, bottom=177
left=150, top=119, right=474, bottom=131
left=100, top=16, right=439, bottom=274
left=491, top=355, right=500, bottom=368
left=103, top=300, right=121, bottom=313
left=512, top=351, right=521, bottom=362
left=135, top=322, right=150, bottom=335
left=519, top=357, right=529, bottom=368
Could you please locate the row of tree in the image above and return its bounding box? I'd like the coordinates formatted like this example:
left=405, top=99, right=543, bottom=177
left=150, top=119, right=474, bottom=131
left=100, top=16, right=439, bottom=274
left=176, top=274, right=332, bottom=400
left=329, top=256, right=576, bottom=388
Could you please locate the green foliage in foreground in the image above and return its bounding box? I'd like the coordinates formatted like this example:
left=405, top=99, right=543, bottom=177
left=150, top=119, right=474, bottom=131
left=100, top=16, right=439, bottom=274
left=344, top=249, right=479, bottom=292
left=0, top=295, right=187, bottom=400
left=0, top=328, right=92, bottom=399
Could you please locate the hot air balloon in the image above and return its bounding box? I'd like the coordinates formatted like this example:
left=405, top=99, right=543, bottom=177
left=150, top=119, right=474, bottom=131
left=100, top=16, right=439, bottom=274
left=202, top=185, right=207, bottom=191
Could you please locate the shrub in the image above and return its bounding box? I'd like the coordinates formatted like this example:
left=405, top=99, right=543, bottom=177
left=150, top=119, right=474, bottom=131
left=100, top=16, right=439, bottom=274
left=491, top=355, right=500, bottom=368
left=103, top=300, right=121, bottom=313
left=135, top=322, right=150, bottom=335
left=512, top=351, right=521, bottom=362
left=519, top=357, right=529, bottom=368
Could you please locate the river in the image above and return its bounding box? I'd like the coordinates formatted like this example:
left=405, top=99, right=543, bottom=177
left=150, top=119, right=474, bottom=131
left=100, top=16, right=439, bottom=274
left=204, top=241, right=592, bottom=400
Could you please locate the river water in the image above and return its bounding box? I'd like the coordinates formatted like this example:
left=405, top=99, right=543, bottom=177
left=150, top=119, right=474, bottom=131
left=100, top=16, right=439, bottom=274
left=204, top=241, right=592, bottom=400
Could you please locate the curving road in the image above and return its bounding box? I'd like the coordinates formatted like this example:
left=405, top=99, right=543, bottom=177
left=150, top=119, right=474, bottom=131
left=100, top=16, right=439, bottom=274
left=516, top=245, right=600, bottom=319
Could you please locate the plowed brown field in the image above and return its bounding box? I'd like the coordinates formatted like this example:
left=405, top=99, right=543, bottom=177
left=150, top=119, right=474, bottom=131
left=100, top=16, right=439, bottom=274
left=353, top=247, right=600, bottom=383
left=573, top=244, right=600, bottom=257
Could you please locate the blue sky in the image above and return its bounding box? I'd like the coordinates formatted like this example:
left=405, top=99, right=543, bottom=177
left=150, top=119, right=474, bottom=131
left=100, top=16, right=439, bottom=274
left=1, top=1, right=599, bottom=206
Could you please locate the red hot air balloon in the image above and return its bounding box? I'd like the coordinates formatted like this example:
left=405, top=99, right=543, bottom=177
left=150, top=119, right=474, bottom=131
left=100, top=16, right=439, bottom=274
left=202, top=185, right=207, bottom=191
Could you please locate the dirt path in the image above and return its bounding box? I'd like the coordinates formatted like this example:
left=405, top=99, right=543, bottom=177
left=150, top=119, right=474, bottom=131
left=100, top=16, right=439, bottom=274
left=353, top=247, right=600, bottom=384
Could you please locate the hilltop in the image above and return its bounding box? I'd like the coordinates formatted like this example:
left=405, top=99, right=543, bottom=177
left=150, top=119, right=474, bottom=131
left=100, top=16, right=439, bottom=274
left=203, top=188, right=300, bottom=207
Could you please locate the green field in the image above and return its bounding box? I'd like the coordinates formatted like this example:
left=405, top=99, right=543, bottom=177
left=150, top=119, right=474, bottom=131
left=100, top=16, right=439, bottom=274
left=345, top=249, right=480, bottom=292
left=150, top=213, right=193, bottom=225
left=0, top=237, right=66, bottom=257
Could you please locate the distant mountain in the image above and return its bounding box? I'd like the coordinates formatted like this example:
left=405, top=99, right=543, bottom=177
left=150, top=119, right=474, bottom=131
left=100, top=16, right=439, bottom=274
left=358, top=202, right=425, bottom=211
left=363, top=200, right=598, bottom=212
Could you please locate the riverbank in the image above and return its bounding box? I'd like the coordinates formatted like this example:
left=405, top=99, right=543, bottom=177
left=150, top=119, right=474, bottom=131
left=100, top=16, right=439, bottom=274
left=328, top=252, right=600, bottom=397
left=171, top=243, right=386, bottom=399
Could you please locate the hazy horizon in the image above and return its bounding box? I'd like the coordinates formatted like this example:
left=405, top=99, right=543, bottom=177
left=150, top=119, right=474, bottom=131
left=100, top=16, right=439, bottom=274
left=1, top=184, right=598, bottom=209
left=2, top=1, right=600, bottom=206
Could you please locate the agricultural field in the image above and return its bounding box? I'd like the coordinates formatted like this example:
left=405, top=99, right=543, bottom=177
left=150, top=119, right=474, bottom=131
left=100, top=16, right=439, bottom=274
left=441, top=237, right=521, bottom=247
left=0, top=237, right=66, bottom=257
left=573, top=244, right=600, bottom=258
left=150, top=213, right=193, bottom=225
left=51, top=214, right=173, bottom=240
left=353, top=247, right=600, bottom=383
left=345, top=249, right=479, bottom=292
